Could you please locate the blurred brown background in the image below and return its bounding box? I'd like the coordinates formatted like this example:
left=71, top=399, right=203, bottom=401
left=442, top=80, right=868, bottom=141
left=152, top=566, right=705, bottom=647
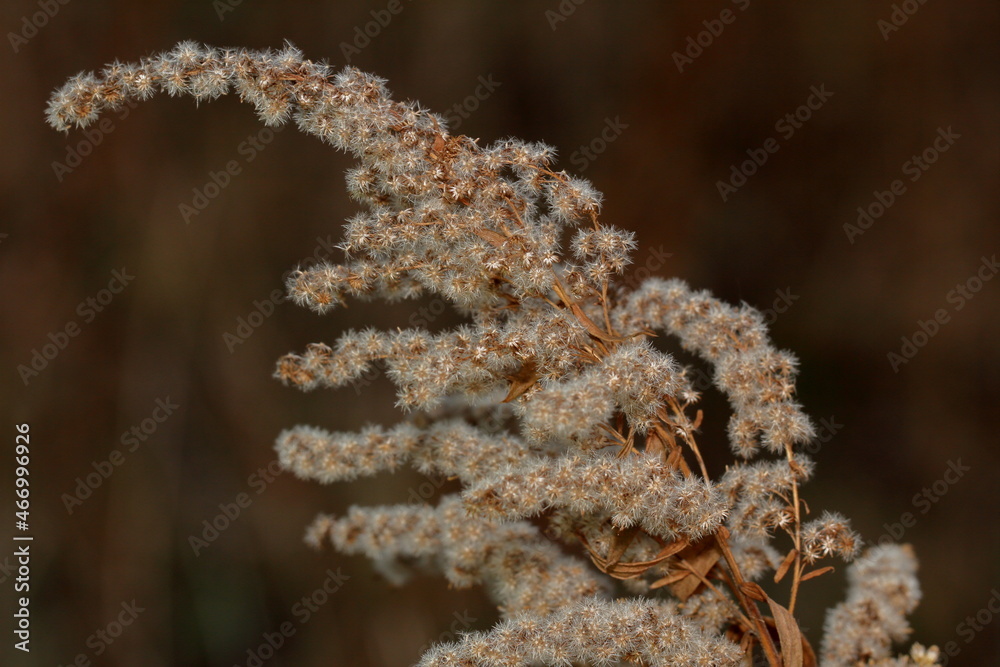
left=1, top=1, right=997, bottom=665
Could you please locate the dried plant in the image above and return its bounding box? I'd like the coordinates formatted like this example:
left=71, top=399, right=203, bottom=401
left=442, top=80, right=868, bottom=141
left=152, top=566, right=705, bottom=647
left=49, top=42, right=942, bottom=667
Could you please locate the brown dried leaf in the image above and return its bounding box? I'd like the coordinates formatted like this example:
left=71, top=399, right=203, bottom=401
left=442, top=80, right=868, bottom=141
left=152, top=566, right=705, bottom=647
left=604, top=526, right=641, bottom=569
left=645, top=429, right=666, bottom=459
left=501, top=360, right=538, bottom=403
left=667, top=449, right=694, bottom=477
left=774, top=549, right=799, bottom=584
left=670, top=540, right=722, bottom=601
left=606, top=561, right=661, bottom=578
left=577, top=532, right=608, bottom=573
left=802, top=634, right=818, bottom=667
left=653, top=537, right=691, bottom=561
left=764, top=595, right=804, bottom=667
left=800, top=566, right=834, bottom=582
left=568, top=301, right=626, bottom=342
left=649, top=569, right=690, bottom=589
left=740, top=581, right=767, bottom=602
left=740, top=640, right=755, bottom=667
left=599, top=535, right=691, bottom=580
left=431, top=133, right=446, bottom=156
left=472, top=228, right=508, bottom=248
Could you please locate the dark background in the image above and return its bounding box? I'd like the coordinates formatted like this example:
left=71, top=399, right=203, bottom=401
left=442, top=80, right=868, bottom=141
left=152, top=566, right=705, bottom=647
left=1, top=1, right=997, bottom=665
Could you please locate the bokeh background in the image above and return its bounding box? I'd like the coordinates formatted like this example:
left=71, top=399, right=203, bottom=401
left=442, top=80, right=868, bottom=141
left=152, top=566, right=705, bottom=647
left=1, top=1, right=997, bottom=665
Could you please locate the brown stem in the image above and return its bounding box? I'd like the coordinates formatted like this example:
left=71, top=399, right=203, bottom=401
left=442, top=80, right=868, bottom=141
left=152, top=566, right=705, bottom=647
left=786, top=444, right=804, bottom=614
left=677, top=558, right=753, bottom=630
left=600, top=281, right=616, bottom=336
left=657, top=403, right=710, bottom=481
left=716, top=527, right=783, bottom=667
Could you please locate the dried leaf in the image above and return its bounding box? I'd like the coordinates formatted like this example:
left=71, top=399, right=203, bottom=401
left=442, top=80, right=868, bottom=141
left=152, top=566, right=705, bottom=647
left=604, top=526, right=641, bottom=568
left=739, top=634, right=755, bottom=665
left=472, top=228, right=508, bottom=247
left=587, top=532, right=690, bottom=580
left=670, top=540, right=721, bottom=601
left=577, top=533, right=603, bottom=567
left=774, top=549, right=799, bottom=583
left=800, top=566, right=834, bottom=582
left=431, top=134, right=446, bottom=155
left=664, top=447, right=693, bottom=476
left=606, top=561, right=662, bottom=578
left=568, top=300, right=626, bottom=342
left=740, top=581, right=767, bottom=602
left=653, top=537, right=691, bottom=560
left=502, top=360, right=538, bottom=403
left=645, top=429, right=666, bottom=458
left=802, top=634, right=818, bottom=667
left=764, top=595, right=804, bottom=667
left=650, top=569, right=689, bottom=589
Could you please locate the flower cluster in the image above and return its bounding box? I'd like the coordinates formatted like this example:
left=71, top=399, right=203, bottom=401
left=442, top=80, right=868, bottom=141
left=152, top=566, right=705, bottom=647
left=417, top=596, right=743, bottom=667
left=50, top=42, right=938, bottom=667
left=821, top=545, right=937, bottom=666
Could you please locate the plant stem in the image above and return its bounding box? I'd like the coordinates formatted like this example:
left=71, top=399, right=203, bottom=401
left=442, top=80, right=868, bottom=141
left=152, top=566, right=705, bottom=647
left=716, top=527, right=783, bottom=667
